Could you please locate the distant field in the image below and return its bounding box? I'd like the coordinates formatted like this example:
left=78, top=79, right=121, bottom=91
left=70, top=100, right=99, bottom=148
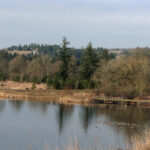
left=7, top=50, right=32, bottom=55
left=109, top=50, right=124, bottom=54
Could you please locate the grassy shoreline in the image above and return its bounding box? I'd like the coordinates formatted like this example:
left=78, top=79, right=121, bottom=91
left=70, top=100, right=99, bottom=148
left=1, top=81, right=150, bottom=107
left=1, top=88, right=150, bottom=108
left=0, top=88, right=96, bottom=104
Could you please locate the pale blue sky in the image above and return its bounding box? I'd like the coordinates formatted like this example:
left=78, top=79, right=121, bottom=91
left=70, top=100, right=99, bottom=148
left=0, top=0, right=150, bottom=48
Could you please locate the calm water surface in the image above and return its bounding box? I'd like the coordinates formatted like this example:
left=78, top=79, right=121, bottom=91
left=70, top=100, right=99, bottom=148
left=0, top=100, right=150, bottom=150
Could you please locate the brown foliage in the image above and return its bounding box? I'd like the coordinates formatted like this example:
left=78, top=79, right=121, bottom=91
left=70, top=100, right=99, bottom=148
left=99, top=55, right=150, bottom=98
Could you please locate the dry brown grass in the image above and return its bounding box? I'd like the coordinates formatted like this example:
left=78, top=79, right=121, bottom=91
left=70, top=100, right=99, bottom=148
left=42, top=136, right=150, bottom=150
left=42, top=139, right=80, bottom=150
left=41, top=131, right=150, bottom=150
left=0, top=81, right=97, bottom=104
left=0, top=81, right=46, bottom=90
left=132, top=131, right=150, bottom=150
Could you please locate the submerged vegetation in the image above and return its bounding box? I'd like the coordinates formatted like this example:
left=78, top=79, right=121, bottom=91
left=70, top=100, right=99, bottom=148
left=1, top=38, right=150, bottom=99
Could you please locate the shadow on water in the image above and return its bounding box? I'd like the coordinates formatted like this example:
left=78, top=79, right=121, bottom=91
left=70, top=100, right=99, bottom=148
left=79, top=106, right=94, bottom=133
left=27, top=101, right=50, bottom=115
left=56, top=104, right=74, bottom=133
left=0, top=101, right=6, bottom=114
left=8, top=100, right=24, bottom=112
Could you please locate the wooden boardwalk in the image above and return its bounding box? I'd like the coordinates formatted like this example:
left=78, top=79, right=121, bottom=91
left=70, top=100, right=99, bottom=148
left=93, top=97, right=150, bottom=108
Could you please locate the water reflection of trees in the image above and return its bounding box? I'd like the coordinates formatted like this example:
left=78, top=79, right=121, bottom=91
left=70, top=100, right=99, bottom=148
left=56, top=103, right=150, bottom=137
left=93, top=105, right=150, bottom=137
left=7, top=100, right=150, bottom=139
left=0, top=101, right=6, bottom=114
left=28, top=101, right=50, bottom=114
left=79, top=106, right=94, bottom=133
left=9, top=100, right=24, bottom=112
left=56, top=104, right=74, bottom=133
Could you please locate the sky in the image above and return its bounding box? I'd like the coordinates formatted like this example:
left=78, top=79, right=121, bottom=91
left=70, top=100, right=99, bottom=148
left=0, top=0, right=150, bottom=49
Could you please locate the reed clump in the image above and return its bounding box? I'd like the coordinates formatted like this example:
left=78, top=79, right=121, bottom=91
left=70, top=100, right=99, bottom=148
left=132, top=131, right=150, bottom=150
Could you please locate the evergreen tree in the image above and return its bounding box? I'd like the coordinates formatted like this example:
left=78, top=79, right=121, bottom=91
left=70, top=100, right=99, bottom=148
left=101, top=49, right=109, bottom=60
left=80, top=42, right=98, bottom=80
left=58, top=37, right=70, bottom=81
left=68, top=55, right=78, bottom=79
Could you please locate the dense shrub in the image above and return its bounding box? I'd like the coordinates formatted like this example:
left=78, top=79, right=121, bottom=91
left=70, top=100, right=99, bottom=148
left=46, top=78, right=53, bottom=89
left=12, top=75, right=20, bottom=82
left=9, top=55, right=27, bottom=81
left=64, top=79, right=75, bottom=89
left=46, top=78, right=95, bottom=90
left=100, top=56, right=150, bottom=98
left=22, top=74, right=30, bottom=82
left=47, top=77, right=63, bottom=89
left=31, top=83, right=36, bottom=89
left=0, top=74, right=6, bottom=81
left=75, top=80, right=84, bottom=89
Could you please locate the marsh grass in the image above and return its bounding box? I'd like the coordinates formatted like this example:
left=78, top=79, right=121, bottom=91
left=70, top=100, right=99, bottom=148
left=42, top=139, right=80, bottom=150
left=132, top=131, right=150, bottom=150
left=41, top=131, right=150, bottom=150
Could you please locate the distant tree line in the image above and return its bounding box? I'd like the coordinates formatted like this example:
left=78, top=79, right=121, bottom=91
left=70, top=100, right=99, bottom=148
left=1, top=38, right=150, bottom=98
left=4, top=42, right=114, bottom=59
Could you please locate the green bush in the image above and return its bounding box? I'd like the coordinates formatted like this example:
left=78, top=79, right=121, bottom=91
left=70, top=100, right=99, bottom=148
left=46, top=77, right=53, bottom=89
left=64, top=79, right=75, bottom=89
left=52, top=78, right=63, bottom=89
left=32, top=76, right=39, bottom=83
left=22, top=74, right=30, bottom=82
left=31, top=83, right=36, bottom=90
left=84, top=80, right=95, bottom=89
left=74, top=79, right=95, bottom=89
left=75, top=80, right=83, bottom=89
left=13, top=75, right=20, bottom=82
left=0, top=74, right=6, bottom=81
left=46, top=77, right=96, bottom=90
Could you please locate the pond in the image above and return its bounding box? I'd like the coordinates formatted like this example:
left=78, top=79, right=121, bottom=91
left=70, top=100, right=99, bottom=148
left=0, top=100, right=150, bottom=150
